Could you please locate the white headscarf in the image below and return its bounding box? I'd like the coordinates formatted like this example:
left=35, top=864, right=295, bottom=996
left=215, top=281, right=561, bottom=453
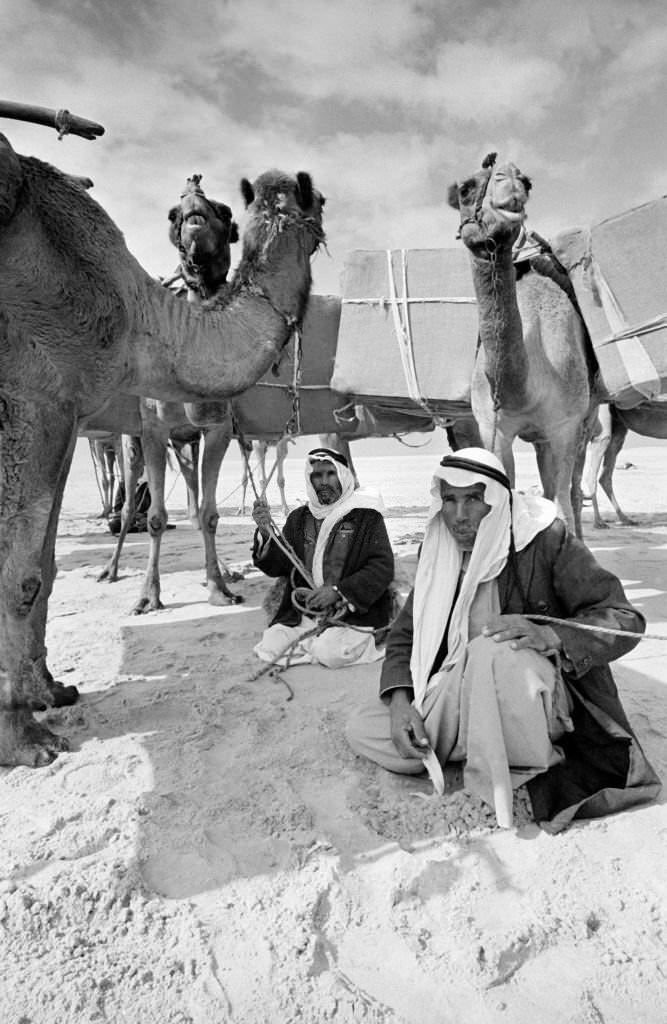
left=305, top=450, right=357, bottom=520
left=410, top=448, right=557, bottom=711
left=304, top=450, right=386, bottom=587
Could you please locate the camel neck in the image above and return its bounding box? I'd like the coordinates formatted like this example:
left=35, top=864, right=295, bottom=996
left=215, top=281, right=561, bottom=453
left=469, top=246, right=529, bottom=408
left=122, top=271, right=299, bottom=403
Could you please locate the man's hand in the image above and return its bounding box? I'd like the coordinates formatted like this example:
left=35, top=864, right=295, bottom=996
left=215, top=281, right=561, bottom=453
left=389, top=689, right=430, bottom=759
left=482, top=614, right=561, bottom=653
left=305, top=585, right=341, bottom=612
left=251, top=497, right=272, bottom=538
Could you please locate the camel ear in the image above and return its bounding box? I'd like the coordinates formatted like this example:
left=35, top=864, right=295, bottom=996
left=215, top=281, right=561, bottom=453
left=167, top=205, right=179, bottom=223
left=240, top=177, right=254, bottom=207
left=447, top=183, right=460, bottom=210
left=212, top=201, right=236, bottom=228
left=64, top=173, right=94, bottom=190
left=295, top=171, right=313, bottom=210
left=482, top=152, right=497, bottom=169
left=0, top=133, right=23, bottom=225
left=520, top=174, right=532, bottom=195
left=230, top=221, right=239, bottom=244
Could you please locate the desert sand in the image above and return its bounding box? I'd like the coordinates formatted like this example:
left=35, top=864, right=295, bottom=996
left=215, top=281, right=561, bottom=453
left=1, top=442, right=666, bottom=1024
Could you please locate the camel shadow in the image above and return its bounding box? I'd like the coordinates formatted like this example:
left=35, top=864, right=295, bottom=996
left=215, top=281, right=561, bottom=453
left=55, top=519, right=255, bottom=580
left=33, top=522, right=667, bottom=909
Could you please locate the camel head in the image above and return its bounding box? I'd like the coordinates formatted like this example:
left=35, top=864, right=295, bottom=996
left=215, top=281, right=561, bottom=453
left=447, top=152, right=531, bottom=255
left=168, top=173, right=239, bottom=299
left=238, top=169, right=326, bottom=265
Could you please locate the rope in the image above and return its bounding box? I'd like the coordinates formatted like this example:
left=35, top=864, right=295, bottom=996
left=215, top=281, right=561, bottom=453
left=343, top=296, right=477, bottom=306
left=247, top=598, right=350, bottom=693
left=384, top=249, right=459, bottom=429
left=284, top=324, right=304, bottom=436
left=527, top=614, right=667, bottom=642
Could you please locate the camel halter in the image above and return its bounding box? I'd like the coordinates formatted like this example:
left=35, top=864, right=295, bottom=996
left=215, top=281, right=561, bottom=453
left=455, top=153, right=528, bottom=244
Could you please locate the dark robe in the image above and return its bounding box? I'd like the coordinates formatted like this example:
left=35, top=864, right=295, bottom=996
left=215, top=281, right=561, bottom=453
left=253, top=506, right=394, bottom=630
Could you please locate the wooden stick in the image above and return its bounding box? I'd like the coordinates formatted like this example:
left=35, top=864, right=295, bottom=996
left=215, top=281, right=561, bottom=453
left=0, top=101, right=104, bottom=140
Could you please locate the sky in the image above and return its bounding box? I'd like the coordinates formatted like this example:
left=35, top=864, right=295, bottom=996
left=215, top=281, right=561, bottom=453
left=4, top=0, right=667, bottom=299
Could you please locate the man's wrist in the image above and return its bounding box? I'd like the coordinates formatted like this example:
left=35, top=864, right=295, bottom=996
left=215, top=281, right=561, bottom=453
left=541, top=625, right=562, bottom=651
left=388, top=687, right=412, bottom=706
left=332, top=584, right=355, bottom=612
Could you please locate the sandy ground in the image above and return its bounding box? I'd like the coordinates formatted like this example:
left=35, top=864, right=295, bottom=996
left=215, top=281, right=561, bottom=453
left=2, top=451, right=667, bottom=1023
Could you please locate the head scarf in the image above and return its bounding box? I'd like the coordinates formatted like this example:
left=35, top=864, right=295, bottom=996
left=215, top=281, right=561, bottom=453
left=410, top=447, right=557, bottom=711
left=305, top=448, right=357, bottom=520
left=303, top=448, right=386, bottom=587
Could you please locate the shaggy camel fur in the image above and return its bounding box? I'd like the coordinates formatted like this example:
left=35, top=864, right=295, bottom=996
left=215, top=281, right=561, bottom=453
left=0, top=131, right=325, bottom=766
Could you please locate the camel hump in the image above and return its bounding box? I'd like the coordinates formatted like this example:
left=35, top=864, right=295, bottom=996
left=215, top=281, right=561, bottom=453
left=0, top=133, right=22, bottom=224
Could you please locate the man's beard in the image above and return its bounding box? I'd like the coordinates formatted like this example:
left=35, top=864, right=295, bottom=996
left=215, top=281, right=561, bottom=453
left=315, top=486, right=341, bottom=505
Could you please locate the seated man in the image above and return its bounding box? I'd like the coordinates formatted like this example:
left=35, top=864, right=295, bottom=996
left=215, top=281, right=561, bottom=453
left=252, top=447, right=394, bottom=669
left=346, top=448, right=660, bottom=832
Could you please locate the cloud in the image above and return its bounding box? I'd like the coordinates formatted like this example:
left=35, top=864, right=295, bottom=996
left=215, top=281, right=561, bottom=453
left=3, top=0, right=667, bottom=299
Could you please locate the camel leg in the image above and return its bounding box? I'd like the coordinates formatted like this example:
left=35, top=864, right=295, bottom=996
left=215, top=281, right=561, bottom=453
left=540, top=437, right=580, bottom=537
left=256, top=440, right=269, bottom=496
left=102, top=444, right=117, bottom=518
left=337, top=437, right=358, bottom=486
left=132, top=428, right=169, bottom=614
left=581, top=406, right=611, bottom=529
left=319, top=432, right=359, bottom=486
left=534, top=442, right=551, bottom=499
left=97, top=435, right=143, bottom=583
left=599, top=416, right=635, bottom=526
left=479, top=421, right=516, bottom=488
left=581, top=407, right=610, bottom=499
left=89, top=439, right=113, bottom=518
left=197, top=423, right=243, bottom=604
left=235, top=438, right=253, bottom=515
left=275, top=436, right=290, bottom=516
left=174, top=436, right=201, bottom=530
left=0, top=395, right=76, bottom=766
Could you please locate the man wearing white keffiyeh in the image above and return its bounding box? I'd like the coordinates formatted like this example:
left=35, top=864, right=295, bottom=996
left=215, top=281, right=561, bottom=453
left=251, top=447, right=394, bottom=669
left=346, top=448, right=660, bottom=832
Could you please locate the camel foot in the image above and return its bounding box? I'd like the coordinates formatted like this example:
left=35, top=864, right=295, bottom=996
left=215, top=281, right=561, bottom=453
left=207, top=585, right=245, bottom=607
left=0, top=708, right=69, bottom=767
left=593, top=520, right=609, bottom=530
left=222, top=568, right=244, bottom=583
left=97, top=566, right=118, bottom=584
left=131, top=597, right=164, bottom=615
left=28, top=678, right=79, bottom=711
left=618, top=515, right=637, bottom=526
left=49, top=680, right=79, bottom=707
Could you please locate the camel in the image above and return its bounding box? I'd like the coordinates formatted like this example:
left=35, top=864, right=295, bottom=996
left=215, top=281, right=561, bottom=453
left=96, top=175, right=245, bottom=612
left=447, top=154, right=595, bottom=536
left=582, top=401, right=667, bottom=526
left=0, top=131, right=325, bottom=767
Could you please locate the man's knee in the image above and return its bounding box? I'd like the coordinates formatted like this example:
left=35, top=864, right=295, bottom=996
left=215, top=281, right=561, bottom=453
left=310, top=627, right=363, bottom=668
left=467, top=633, right=541, bottom=668
left=256, top=623, right=293, bottom=660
